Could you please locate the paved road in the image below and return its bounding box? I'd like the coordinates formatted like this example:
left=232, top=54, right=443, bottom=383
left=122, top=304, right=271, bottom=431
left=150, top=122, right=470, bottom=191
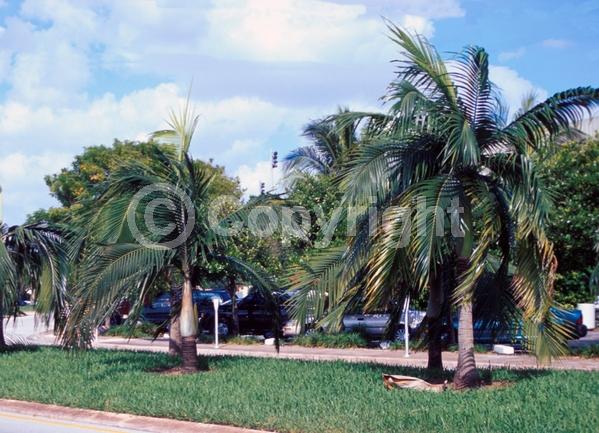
left=0, top=411, right=146, bottom=433
left=0, top=400, right=270, bottom=433
left=3, top=313, right=52, bottom=345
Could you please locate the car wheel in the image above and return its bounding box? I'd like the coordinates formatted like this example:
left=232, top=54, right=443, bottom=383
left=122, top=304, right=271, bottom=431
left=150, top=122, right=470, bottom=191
left=218, top=322, right=229, bottom=337
left=577, top=324, right=588, bottom=338
left=394, top=328, right=406, bottom=342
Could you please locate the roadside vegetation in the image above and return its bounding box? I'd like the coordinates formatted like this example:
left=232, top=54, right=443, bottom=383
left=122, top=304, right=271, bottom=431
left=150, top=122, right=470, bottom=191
left=0, top=347, right=597, bottom=433
left=570, top=344, right=599, bottom=358
left=103, top=323, right=159, bottom=339
left=291, top=332, right=369, bottom=349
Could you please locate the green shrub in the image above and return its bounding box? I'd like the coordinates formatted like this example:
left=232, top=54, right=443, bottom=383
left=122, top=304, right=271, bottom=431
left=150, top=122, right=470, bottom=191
left=104, top=323, right=158, bottom=339
left=291, top=332, right=368, bottom=349
left=225, top=335, right=263, bottom=345
left=570, top=344, right=599, bottom=358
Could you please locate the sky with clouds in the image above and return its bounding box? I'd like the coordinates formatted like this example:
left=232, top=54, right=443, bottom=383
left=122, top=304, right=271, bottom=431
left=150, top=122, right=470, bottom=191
left=0, top=0, right=598, bottom=224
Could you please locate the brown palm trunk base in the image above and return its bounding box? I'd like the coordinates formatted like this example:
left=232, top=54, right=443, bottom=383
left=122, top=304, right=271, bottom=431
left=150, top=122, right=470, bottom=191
left=427, top=317, right=443, bottom=371
left=181, top=335, right=198, bottom=372
left=453, top=257, right=481, bottom=390
left=169, top=315, right=182, bottom=357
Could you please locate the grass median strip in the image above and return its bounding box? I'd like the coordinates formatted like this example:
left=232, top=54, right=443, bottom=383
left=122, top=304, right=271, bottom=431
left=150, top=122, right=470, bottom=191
left=0, top=346, right=597, bottom=433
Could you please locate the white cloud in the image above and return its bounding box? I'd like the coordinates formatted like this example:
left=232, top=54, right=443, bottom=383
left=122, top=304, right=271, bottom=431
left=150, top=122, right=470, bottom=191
left=498, top=47, right=526, bottom=62
left=542, top=38, right=571, bottom=49
left=0, top=151, right=72, bottom=222
left=235, top=160, right=283, bottom=196
left=399, top=14, right=435, bottom=38
left=202, top=0, right=380, bottom=62
left=489, top=65, right=547, bottom=117
left=0, top=82, right=311, bottom=222
left=201, top=0, right=462, bottom=63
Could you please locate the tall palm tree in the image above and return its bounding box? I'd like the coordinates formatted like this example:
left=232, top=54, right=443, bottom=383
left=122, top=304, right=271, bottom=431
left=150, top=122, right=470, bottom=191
left=284, top=107, right=359, bottom=179
left=0, top=222, right=68, bottom=346
left=289, top=24, right=599, bottom=388
left=62, top=102, right=279, bottom=371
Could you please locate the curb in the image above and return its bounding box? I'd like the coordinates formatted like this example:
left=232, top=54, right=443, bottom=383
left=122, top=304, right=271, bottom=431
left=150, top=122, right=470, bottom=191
left=0, top=399, right=274, bottom=433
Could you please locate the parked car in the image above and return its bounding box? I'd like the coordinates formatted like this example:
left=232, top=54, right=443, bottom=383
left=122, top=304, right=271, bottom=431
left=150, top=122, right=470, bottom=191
left=342, top=310, right=426, bottom=340
left=142, top=289, right=231, bottom=334
left=449, top=306, right=587, bottom=345
left=219, top=289, right=290, bottom=337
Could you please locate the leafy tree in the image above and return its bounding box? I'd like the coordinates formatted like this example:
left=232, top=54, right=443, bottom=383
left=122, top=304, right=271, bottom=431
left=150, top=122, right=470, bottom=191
left=537, top=137, right=599, bottom=305
left=33, top=140, right=241, bottom=222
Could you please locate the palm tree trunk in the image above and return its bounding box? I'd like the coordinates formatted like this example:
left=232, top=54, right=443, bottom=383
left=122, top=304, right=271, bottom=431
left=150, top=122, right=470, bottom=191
left=180, top=266, right=198, bottom=372
left=453, top=257, right=480, bottom=389
left=227, top=275, right=239, bottom=336
left=426, top=271, right=444, bottom=370
left=169, top=314, right=182, bottom=356
left=427, top=316, right=443, bottom=370
left=0, top=313, right=5, bottom=348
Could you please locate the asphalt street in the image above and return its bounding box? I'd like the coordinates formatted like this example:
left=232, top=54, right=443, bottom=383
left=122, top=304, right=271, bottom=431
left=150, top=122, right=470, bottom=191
left=0, top=411, right=147, bottom=433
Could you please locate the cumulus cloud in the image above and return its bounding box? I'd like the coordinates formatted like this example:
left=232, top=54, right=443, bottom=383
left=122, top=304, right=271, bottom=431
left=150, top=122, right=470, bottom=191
left=0, top=151, right=72, bottom=223
left=0, top=82, right=310, bottom=222
left=489, top=65, right=547, bottom=118
left=201, top=0, right=462, bottom=62
left=202, top=0, right=382, bottom=62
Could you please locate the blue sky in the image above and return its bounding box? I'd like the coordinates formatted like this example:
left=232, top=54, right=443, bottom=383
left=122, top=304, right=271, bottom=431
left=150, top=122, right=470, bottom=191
left=0, top=0, right=597, bottom=224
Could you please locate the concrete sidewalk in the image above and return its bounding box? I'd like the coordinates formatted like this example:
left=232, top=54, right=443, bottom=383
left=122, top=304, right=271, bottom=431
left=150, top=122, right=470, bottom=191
left=45, top=333, right=598, bottom=371
left=0, top=399, right=272, bottom=433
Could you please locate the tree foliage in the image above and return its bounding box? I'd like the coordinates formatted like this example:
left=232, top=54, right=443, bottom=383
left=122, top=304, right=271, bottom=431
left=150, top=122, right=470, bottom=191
left=537, top=137, right=599, bottom=305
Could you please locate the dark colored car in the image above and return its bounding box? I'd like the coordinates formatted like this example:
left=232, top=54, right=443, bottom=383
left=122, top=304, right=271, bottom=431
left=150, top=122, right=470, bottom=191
left=142, top=289, right=231, bottom=333
left=449, top=306, right=587, bottom=345
left=219, top=290, right=290, bottom=337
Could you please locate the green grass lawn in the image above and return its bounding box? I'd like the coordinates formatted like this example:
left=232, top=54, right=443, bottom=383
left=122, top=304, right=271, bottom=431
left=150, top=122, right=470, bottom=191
left=0, top=347, right=597, bottom=433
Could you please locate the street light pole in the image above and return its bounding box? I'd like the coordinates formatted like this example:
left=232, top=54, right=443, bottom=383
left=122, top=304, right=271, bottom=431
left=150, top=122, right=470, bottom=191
left=212, top=297, right=220, bottom=349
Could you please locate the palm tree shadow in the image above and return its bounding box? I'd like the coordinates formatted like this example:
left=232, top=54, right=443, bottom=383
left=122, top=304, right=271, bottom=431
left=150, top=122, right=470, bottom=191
left=0, top=344, right=41, bottom=354
left=359, top=361, right=552, bottom=386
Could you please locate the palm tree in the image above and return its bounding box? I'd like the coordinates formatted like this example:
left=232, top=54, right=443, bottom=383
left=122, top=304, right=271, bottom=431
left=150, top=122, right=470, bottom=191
left=284, top=107, right=359, bottom=179
left=0, top=222, right=68, bottom=346
left=290, top=24, right=599, bottom=388
left=62, top=102, right=279, bottom=371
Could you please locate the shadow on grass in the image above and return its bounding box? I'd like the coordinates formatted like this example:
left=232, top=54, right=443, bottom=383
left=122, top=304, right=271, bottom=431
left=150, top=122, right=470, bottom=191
left=0, top=344, right=41, bottom=354
left=357, top=360, right=552, bottom=387
left=73, top=348, right=212, bottom=375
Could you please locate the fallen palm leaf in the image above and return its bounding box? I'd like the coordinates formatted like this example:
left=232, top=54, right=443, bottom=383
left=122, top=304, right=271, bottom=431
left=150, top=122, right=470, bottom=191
left=383, top=374, right=448, bottom=392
